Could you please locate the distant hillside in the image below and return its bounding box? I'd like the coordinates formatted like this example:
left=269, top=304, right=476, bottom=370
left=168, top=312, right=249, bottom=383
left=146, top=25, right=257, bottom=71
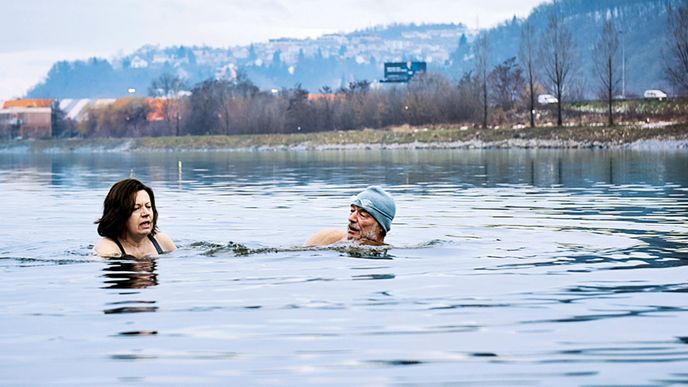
left=27, top=0, right=683, bottom=99
left=457, top=0, right=682, bottom=98
left=27, top=23, right=469, bottom=99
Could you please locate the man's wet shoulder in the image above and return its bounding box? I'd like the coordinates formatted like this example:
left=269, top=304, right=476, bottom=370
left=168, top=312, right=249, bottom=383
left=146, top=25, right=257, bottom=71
left=305, top=229, right=346, bottom=246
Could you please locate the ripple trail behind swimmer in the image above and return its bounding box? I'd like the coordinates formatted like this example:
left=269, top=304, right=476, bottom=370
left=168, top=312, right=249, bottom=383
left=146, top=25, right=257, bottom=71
left=189, top=240, right=393, bottom=259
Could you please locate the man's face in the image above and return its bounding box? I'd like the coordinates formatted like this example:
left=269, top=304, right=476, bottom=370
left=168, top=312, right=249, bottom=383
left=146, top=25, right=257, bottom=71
left=347, top=205, right=383, bottom=243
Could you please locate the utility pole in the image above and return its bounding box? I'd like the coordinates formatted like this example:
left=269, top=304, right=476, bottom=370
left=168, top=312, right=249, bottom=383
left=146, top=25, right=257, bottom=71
left=621, top=29, right=625, bottom=97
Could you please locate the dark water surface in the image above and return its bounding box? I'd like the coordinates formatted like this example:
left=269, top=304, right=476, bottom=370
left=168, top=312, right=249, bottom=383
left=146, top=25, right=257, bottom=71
left=0, top=149, right=687, bottom=385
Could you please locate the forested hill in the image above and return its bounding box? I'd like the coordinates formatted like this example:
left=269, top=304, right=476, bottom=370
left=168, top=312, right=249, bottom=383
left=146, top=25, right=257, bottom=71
left=27, top=0, right=682, bottom=99
left=27, top=22, right=469, bottom=99
left=456, top=0, right=682, bottom=98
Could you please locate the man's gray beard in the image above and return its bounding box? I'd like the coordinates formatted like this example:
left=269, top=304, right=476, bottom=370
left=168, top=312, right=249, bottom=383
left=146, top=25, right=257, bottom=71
left=361, top=227, right=379, bottom=242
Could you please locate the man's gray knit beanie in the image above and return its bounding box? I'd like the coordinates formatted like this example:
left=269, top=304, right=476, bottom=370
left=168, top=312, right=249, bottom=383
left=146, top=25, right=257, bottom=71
left=351, top=186, right=396, bottom=233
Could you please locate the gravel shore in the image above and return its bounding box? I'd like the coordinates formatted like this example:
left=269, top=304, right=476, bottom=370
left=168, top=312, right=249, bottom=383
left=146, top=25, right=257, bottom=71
left=1, top=124, right=687, bottom=153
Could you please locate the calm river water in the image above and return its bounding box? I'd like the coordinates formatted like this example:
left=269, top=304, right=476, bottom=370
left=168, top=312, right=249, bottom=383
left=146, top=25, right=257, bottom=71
left=0, top=149, right=687, bottom=385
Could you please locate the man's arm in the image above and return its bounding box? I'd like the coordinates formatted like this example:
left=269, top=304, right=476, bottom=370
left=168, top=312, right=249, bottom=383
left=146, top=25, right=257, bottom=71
left=304, top=229, right=346, bottom=246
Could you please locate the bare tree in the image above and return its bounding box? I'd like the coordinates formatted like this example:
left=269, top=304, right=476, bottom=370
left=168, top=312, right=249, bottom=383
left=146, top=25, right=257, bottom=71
left=454, top=71, right=482, bottom=123
left=665, top=0, right=688, bottom=93
left=488, top=57, right=525, bottom=111
left=474, top=33, right=490, bottom=128
left=148, top=72, right=188, bottom=135
left=317, top=86, right=335, bottom=131
left=285, top=84, right=312, bottom=132
left=405, top=73, right=454, bottom=125
left=216, top=80, right=233, bottom=135
left=519, top=21, right=537, bottom=127
left=593, top=18, right=620, bottom=126
left=541, top=10, right=576, bottom=127
left=188, top=79, right=229, bottom=135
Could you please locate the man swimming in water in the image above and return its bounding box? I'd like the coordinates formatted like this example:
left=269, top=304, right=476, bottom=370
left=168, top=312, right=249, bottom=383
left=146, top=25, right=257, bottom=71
left=305, top=186, right=396, bottom=246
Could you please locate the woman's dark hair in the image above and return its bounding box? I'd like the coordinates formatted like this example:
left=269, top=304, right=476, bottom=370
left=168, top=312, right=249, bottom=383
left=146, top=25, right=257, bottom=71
left=96, top=179, right=158, bottom=240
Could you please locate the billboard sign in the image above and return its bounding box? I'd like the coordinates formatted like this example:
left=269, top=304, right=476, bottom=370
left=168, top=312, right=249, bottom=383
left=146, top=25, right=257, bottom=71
left=382, top=61, right=427, bottom=83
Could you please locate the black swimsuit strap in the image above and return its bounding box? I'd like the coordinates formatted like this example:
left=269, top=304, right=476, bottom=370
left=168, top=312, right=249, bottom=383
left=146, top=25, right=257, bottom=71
left=148, top=234, right=164, bottom=255
left=114, top=235, right=163, bottom=257
left=113, top=238, right=127, bottom=256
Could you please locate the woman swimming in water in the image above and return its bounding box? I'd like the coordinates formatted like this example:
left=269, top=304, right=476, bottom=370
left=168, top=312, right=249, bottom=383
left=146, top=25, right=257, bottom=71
left=93, top=178, right=176, bottom=258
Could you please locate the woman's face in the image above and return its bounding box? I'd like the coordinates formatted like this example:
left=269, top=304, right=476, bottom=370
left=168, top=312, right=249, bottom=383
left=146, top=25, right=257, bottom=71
left=124, top=190, right=154, bottom=238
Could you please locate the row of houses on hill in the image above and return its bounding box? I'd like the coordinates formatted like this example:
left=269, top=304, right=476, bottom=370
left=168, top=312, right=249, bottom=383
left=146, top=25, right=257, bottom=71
left=0, top=98, right=169, bottom=139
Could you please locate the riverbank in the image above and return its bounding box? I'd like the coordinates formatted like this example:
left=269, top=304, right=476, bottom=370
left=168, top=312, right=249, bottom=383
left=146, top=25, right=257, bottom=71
left=2, top=123, right=687, bottom=153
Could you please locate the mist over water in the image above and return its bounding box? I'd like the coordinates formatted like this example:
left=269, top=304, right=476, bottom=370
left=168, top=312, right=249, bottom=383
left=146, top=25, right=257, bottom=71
left=1, top=149, right=687, bottom=385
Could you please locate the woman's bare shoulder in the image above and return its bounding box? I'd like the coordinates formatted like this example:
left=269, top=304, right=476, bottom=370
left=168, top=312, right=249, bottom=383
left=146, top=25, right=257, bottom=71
left=93, top=238, right=121, bottom=257
left=155, top=232, right=177, bottom=252
left=304, top=229, right=346, bottom=246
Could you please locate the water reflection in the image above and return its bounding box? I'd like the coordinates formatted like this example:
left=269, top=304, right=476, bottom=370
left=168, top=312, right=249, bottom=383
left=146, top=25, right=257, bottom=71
left=2, top=149, right=687, bottom=190
left=352, top=273, right=395, bottom=280
left=101, top=258, right=158, bottom=289
left=103, top=301, right=158, bottom=314
left=1, top=149, right=687, bottom=384
left=102, top=258, right=158, bottom=315
left=479, top=231, right=688, bottom=273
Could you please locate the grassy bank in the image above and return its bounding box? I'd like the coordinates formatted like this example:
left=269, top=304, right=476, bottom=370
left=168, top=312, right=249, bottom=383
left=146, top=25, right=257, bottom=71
left=2, top=123, right=687, bottom=152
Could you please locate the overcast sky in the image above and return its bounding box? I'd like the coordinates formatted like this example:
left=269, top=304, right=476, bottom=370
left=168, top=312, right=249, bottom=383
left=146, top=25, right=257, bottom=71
left=0, top=0, right=545, bottom=100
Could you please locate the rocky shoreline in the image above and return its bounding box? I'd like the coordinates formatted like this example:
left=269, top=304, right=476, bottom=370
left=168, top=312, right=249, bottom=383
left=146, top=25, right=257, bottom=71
left=1, top=124, right=687, bottom=153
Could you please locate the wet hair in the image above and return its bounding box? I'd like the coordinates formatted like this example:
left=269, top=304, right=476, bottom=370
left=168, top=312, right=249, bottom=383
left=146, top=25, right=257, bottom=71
left=96, top=178, right=158, bottom=240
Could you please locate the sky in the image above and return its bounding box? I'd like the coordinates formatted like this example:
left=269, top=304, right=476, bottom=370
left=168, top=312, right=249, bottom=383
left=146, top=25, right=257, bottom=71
left=0, top=0, right=545, bottom=100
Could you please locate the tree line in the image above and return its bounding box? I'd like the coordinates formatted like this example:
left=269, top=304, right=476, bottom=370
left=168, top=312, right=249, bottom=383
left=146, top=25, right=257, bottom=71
left=73, top=0, right=688, bottom=138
